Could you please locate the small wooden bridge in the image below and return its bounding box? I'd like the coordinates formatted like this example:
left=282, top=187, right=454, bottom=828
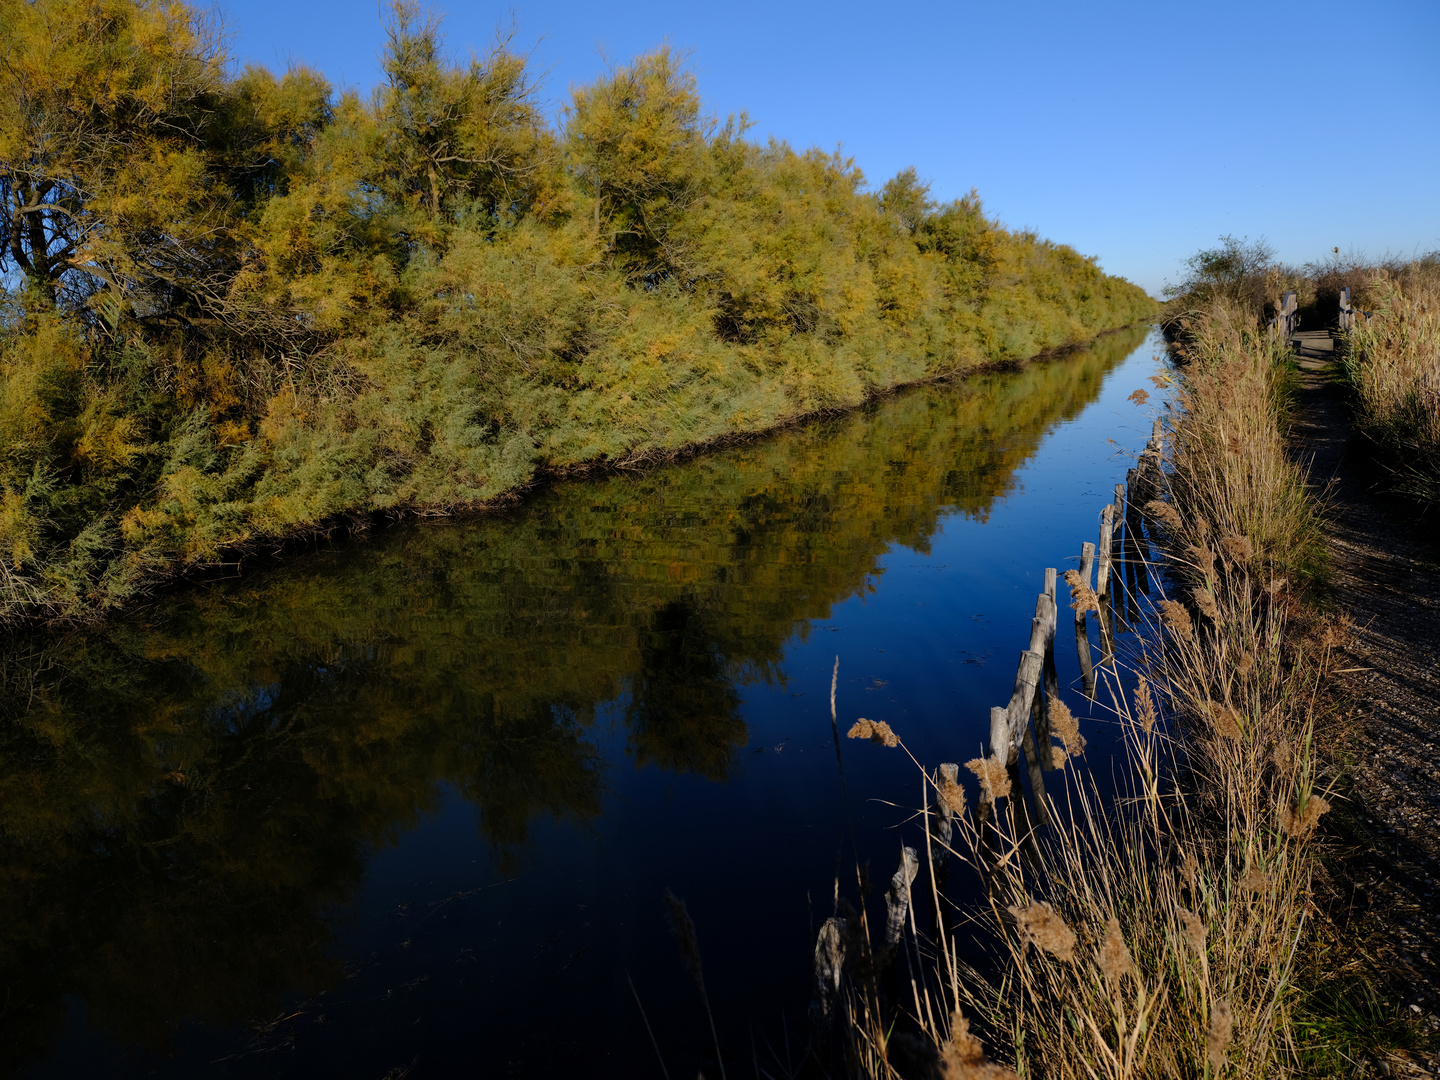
left=1273, top=287, right=1360, bottom=363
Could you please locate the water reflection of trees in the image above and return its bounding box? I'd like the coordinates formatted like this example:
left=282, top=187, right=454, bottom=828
left=0, top=326, right=1146, bottom=1068
left=626, top=599, right=747, bottom=778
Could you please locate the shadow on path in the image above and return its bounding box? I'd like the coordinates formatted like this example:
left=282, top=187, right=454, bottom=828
left=1290, top=328, right=1440, bottom=1062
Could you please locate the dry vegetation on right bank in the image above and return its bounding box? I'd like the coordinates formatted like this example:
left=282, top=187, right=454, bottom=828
left=1343, top=263, right=1440, bottom=501
left=1160, top=236, right=1440, bottom=504
left=816, top=278, right=1432, bottom=1078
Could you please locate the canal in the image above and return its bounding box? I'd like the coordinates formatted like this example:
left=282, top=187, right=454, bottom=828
left=0, top=326, right=1165, bottom=1078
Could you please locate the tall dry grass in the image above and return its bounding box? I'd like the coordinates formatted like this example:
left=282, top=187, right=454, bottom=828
left=1345, top=266, right=1440, bottom=500
left=830, top=302, right=1338, bottom=1078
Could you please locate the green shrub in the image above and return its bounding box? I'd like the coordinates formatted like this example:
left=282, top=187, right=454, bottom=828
left=0, top=0, right=1154, bottom=622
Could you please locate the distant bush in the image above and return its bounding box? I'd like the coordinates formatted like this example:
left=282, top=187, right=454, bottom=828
left=1163, top=235, right=1285, bottom=319
left=0, top=0, right=1154, bottom=622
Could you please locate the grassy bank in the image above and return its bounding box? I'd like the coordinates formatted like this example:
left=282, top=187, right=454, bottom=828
left=813, top=295, right=1423, bottom=1077
left=0, top=0, right=1153, bottom=624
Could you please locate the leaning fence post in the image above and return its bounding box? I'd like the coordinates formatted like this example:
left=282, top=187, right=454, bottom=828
left=883, top=845, right=919, bottom=958
left=1020, top=617, right=1052, bottom=824
left=1004, top=649, right=1044, bottom=758
left=994, top=649, right=1045, bottom=836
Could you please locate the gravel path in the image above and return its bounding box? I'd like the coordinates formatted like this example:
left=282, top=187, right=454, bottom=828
left=1290, top=330, right=1440, bottom=1074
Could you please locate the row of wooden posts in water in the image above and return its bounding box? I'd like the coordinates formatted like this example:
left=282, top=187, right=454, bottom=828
left=990, top=415, right=1166, bottom=838
left=810, top=419, right=1169, bottom=1027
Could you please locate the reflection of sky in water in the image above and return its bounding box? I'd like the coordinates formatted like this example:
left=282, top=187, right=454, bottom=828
left=9, top=328, right=1167, bottom=1079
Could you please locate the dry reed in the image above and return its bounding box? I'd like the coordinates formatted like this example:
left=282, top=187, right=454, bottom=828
left=1346, top=266, right=1440, bottom=499
left=827, top=297, right=1338, bottom=1079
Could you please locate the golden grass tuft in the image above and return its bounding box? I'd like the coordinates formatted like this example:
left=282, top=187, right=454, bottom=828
left=1277, top=793, right=1331, bottom=841
left=1133, top=675, right=1157, bottom=734
left=1010, top=901, right=1077, bottom=962
left=965, top=754, right=1012, bottom=799
left=1220, top=532, right=1254, bottom=565
left=1062, top=568, right=1099, bottom=614
left=939, top=1012, right=1022, bottom=1080
left=1047, top=697, right=1087, bottom=756
left=1146, top=498, right=1183, bottom=532
left=938, top=772, right=968, bottom=816
left=1190, top=585, right=1219, bottom=621
left=1178, top=907, right=1206, bottom=957
left=1186, top=543, right=1217, bottom=579
left=1207, top=999, right=1234, bottom=1072
left=1158, top=598, right=1194, bottom=641
left=848, top=717, right=900, bottom=747
left=1096, top=916, right=1135, bottom=985
left=1208, top=700, right=1243, bottom=740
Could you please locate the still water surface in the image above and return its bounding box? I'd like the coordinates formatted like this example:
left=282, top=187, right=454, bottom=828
left=1, top=327, right=1164, bottom=1078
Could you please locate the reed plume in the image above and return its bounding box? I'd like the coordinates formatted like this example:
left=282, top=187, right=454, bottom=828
left=848, top=718, right=899, bottom=747
left=1009, top=902, right=1077, bottom=962
left=965, top=754, right=1011, bottom=799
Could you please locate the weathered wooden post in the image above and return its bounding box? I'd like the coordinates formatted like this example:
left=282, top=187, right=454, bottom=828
left=884, top=845, right=919, bottom=956
left=1036, top=580, right=1060, bottom=772
left=1074, top=607, right=1096, bottom=699
left=1339, top=286, right=1353, bottom=332
left=1094, top=507, right=1116, bottom=666
left=1004, top=650, right=1044, bottom=758
left=1020, top=615, right=1052, bottom=824
left=930, top=762, right=960, bottom=866
left=810, top=917, right=846, bottom=1030
left=1076, top=542, right=1096, bottom=623
left=984, top=650, right=1043, bottom=836
left=1282, top=290, right=1298, bottom=337
left=1075, top=611, right=1097, bottom=699
left=1124, top=468, right=1151, bottom=598
left=1096, top=505, right=1115, bottom=598
left=1109, top=482, right=1129, bottom=632
left=1043, top=568, right=1060, bottom=713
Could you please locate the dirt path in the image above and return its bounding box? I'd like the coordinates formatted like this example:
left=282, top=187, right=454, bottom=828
left=1289, top=330, right=1440, bottom=1065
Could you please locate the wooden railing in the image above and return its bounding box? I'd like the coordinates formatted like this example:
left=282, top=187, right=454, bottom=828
left=1268, top=290, right=1299, bottom=337
left=1339, top=286, right=1361, bottom=332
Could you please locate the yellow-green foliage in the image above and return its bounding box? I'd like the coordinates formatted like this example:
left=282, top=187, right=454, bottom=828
left=0, top=0, right=1154, bottom=621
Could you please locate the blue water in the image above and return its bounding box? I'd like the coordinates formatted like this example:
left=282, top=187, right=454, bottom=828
left=2, top=327, right=1167, bottom=1079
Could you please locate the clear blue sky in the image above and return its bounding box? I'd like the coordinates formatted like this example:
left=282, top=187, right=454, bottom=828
left=220, top=0, right=1440, bottom=296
